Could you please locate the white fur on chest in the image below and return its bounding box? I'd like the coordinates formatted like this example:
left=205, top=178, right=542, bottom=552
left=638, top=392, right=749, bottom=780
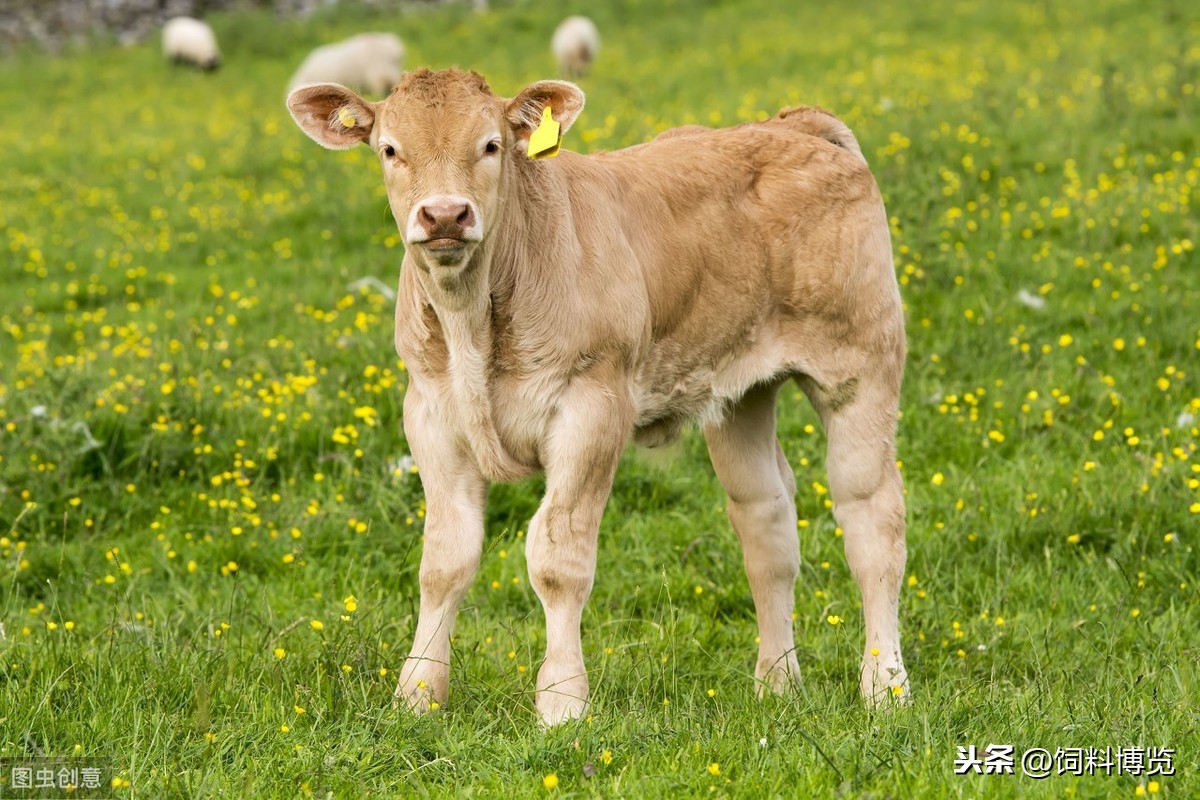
left=419, top=311, right=563, bottom=476
left=429, top=310, right=540, bottom=480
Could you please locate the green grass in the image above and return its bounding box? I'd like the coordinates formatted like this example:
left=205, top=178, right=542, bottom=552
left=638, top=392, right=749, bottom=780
left=1, top=0, right=1198, bottom=796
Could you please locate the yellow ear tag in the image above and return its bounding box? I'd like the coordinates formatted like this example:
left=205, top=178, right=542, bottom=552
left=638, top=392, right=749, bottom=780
left=337, top=107, right=357, bottom=129
left=527, top=105, right=561, bottom=159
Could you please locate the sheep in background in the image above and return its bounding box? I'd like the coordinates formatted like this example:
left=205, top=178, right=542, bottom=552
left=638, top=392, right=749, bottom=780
left=162, top=17, right=221, bottom=71
left=552, top=16, right=600, bottom=78
left=289, top=33, right=405, bottom=97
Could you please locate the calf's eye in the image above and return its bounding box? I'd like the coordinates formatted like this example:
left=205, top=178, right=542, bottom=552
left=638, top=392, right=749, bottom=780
left=484, top=140, right=501, bottom=156
left=382, top=144, right=396, bottom=158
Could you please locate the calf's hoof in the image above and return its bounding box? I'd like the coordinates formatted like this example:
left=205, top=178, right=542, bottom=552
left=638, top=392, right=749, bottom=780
left=395, top=661, right=448, bottom=714
left=535, top=666, right=589, bottom=727
left=860, top=652, right=910, bottom=707
left=394, top=682, right=436, bottom=714
left=755, top=652, right=802, bottom=697
left=537, top=691, right=588, bottom=727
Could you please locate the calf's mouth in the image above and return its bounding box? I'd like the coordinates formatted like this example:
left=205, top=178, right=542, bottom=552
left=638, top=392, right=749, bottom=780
left=423, top=237, right=467, bottom=250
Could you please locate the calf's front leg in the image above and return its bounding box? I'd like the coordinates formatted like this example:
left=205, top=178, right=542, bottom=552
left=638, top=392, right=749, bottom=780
left=395, top=382, right=488, bottom=712
left=526, top=376, right=632, bottom=726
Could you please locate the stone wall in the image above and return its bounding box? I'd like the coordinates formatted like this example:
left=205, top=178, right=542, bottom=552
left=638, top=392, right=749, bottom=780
left=0, top=0, right=443, bottom=53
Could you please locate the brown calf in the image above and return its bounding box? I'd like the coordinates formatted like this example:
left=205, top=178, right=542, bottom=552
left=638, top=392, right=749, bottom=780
left=288, top=68, right=909, bottom=725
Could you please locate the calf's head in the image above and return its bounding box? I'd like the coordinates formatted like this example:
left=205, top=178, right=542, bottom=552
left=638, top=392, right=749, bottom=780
left=287, top=68, right=584, bottom=273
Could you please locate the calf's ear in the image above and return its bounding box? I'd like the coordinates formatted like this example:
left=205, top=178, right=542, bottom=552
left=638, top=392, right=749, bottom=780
left=287, top=83, right=377, bottom=150
left=505, top=80, right=585, bottom=142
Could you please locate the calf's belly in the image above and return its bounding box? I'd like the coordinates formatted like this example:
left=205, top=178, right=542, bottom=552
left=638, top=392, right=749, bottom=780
left=631, top=331, right=797, bottom=444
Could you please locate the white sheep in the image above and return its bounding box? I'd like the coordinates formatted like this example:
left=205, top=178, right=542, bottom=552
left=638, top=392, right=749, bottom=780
left=551, top=16, right=600, bottom=78
left=289, top=33, right=405, bottom=97
left=162, top=17, right=221, bottom=71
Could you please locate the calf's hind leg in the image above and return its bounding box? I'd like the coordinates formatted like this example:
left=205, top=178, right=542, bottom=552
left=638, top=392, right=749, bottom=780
left=804, top=371, right=910, bottom=704
left=704, top=382, right=801, bottom=694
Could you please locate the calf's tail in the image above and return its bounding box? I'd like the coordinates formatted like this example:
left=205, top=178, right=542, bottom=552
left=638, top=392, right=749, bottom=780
left=774, top=105, right=866, bottom=164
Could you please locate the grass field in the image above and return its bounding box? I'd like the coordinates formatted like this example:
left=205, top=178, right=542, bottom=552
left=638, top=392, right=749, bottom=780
left=1, top=0, right=1198, bottom=796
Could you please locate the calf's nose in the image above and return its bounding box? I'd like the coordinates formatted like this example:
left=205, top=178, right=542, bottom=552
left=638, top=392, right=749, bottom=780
left=417, top=201, right=474, bottom=235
